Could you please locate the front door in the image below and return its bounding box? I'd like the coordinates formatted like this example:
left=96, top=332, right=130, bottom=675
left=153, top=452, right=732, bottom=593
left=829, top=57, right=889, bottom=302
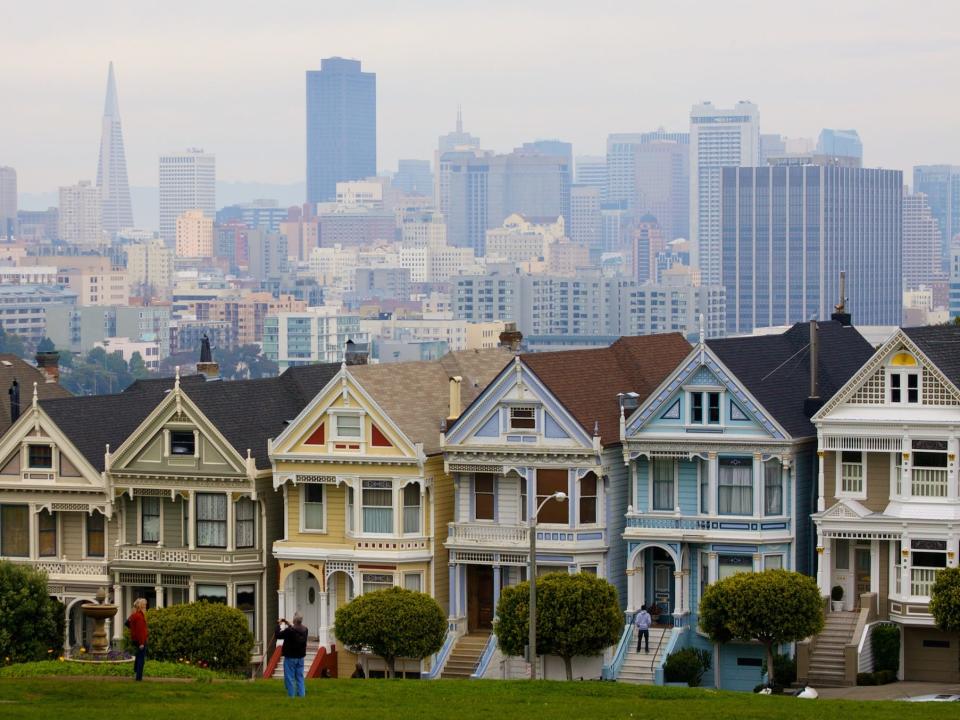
left=854, top=547, right=871, bottom=605
left=467, top=565, right=494, bottom=632
left=295, top=573, right=321, bottom=639
left=653, top=562, right=672, bottom=617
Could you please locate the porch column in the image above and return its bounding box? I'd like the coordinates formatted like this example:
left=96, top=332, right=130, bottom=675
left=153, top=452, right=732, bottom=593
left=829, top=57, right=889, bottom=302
left=752, top=453, right=762, bottom=517
left=460, top=565, right=468, bottom=617
left=816, top=438, right=825, bottom=512
left=28, top=503, right=38, bottom=559
left=707, top=453, right=718, bottom=516
left=448, top=563, right=457, bottom=618
left=870, top=540, right=880, bottom=595
left=318, top=591, right=330, bottom=647
left=636, top=552, right=646, bottom=611
left=673, top=570, right=683, bottom=616
left=901, top=437, right=912, bottom=499
left=277, top=589, right=287, bottom=622
left=492, top=566, right=501, bottom=616
left=63, top=605, right=71, bottom=652
left=154, top=585, right=164, bottom=608
left=707, top=552, right=717, bottom=583
left=819, top=539, right=832, bottom=596
left=188, top=580, right=196, bottom=602
left=949, top=436, right=958, bottom=501
left=112, top=584, right=124, bottom=640
left=625, top=567, right=636, bottom=612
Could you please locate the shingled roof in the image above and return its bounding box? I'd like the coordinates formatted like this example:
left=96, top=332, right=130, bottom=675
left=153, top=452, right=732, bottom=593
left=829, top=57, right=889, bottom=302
left=350, top=348, right=514, bottom=455
left=521, top=333, right=692, bottom=446
left=707, top=321, right=875, bottom=438
left=903, top=325, right=960, bottom=390
left=0, top=354, right=71, bottom=436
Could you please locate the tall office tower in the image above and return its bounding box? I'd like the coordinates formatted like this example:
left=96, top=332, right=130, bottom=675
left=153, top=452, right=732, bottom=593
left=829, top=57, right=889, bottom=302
left=95, top=62, right=133, bottom=237
left=570, top=185, right=602, bottom=253
left=175, top=209, right=214, bottom=258
left=394, top=159, right=433, bottom=196
left=902, top=190, right=946, bottom=290
left=690, top=101, right=760, bottom=285
left=438, top=106, right=481, bottom=154
left=158, top=149, right=216, bottom=245
left=306, top=57, right=376, bottom=205
left=951, top=246, right=960, bottom=320
left=0, top=166, right=16, bottom=239
left=58, top=181, right=103, bottom=245
left=816, top=129, right=863, bottom=161
left=435, top=109, right=482, bottom=211
left=720, top=162, right=902, bottom=334
left=575, top=155, right=606, bottom=194
left=634, top=140, right=689, bottom=241
left=913, top=165, right=960, bottom=271
left=605, top=130, right=688, bottom=208
left=631, top=216, right=666, bottom=283
left=516, top=140, right=572, bottom=228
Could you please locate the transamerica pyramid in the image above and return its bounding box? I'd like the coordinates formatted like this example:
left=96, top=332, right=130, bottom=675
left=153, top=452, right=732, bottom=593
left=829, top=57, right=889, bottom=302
left=96, top=61, right=133, bottom=235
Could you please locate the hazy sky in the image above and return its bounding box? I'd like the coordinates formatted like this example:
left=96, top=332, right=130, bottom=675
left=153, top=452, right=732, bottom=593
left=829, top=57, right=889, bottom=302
left=4, top=0, right=959, bottom=194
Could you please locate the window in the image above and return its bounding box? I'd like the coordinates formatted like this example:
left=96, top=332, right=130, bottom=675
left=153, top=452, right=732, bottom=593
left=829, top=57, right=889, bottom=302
left=141, top=497, right=160, bottom=544
left=911, top=539, right=947, bottom=569
left=579, top=473, right=597, bottom=524
left=519, top=477, right=527, bottom=522
left=764, top=555, right=783, bottom=571
left=700, top=553, right=710, bottom=599
left=708, top=392, right=721, bottom=423
left=170, top=430, right=195, bottom=456
left=509, top=406, right=536, bottom=430
left=86, top=512, right=105, bottom=557
left=536, top=469, right=568, bottom=524
left=38, top=510, right=57, bottom=556
left=302, top=485, right=324, bottom=531
left=652, top=459, right=674, bottom=511
left=196, top=493, right=226, bottom=548
left=835, top=538, right=850, bottom=570
left=840, top=451, right=864, bottom=495
left=28, top=445, right=52, bottom=469
left=890, top=371, right=919, bottom=404
left=913, top=440, right=948, bottom=469
left=580, top=565, right=598, bottom=576
left=691, top=392, right=703, bottom=423
left=403, top=573, right=422, bottom=592
left=718, top=554, right=753, bottom=580
left=236, top=584, right=256, bottom=634
left=362, top=573, right=393, bottom=594
left=718, top=457, right=753, bottom=515
left=403, top=484, right=421, bottom=534
left=235, top=498, right=255, bottom=548
left=362, top=480, right=393, bottom=533
left=700, top=463, right=708, bottom=513
left=196, top=584, right=227, bottom=604
left=335, top=414, right=362, bottom=439
left=764, top=459, right=783, bottom=515
left=474, top=474, right=495, bottom=521
left=347, top=486, right=355, bottom=533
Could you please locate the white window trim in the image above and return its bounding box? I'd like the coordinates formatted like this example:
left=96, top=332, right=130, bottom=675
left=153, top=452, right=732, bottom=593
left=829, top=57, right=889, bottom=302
left=836, top=451, right=867, bottom=500
left=506, top=403, right=539, bottom=434
left=37, top=509, right=60, bottom=558
left=577, top=473, right=601, bottom=527
left=886, top=368, right=921, bottom=405
left=762, top=459, right=787, bottom=516
left=299, top=484, right=327, bottom=534
left=685, top=387, right=725, bottom=427
left=329, top=410, right=366, bottom=444
left=138, top=496, right=163, bottom=545
left=402, top=571, right=423, bottom=592
left=359, top=478, right=396, bottom=537
left=360, top=571, right=397, bottom=595
left=401, top=483, right=423, bottom=536
left=648, top=458, right=679, bottom=513
left=24, top=441, right=57, bottom=473
left=762, top=553, right=785, bottom=571
left=166, top=426, right=200, bottom=459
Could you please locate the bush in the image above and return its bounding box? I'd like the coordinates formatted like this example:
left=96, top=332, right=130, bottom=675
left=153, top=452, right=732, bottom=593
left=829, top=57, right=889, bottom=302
left=857, top=669, right=897, bottom=686
left=124, top=601, right=254, bottom=671
left=0, top=561, right=64, bottom=663
left=930, top=567, right=960, bottom=632
left=762, top=652, right=796, bottom=687
left=871, top=624, right=899, bottom=674
left=663, top=647, right=712, bottom=687
left=831, top=585, right=844, bottom=602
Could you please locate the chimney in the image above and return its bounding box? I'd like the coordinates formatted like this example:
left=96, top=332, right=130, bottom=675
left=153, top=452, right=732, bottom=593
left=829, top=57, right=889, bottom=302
left=344, top=338, right=369, bottom=366
left=499, top=322, right=523, bottom=352
left=831, top=271, right=852, bottom=326
left=35, top=351, right=60, bottom=384
left=8, top=380, right=20, bottom=424
left=447, top=376, right=463, bottom=427
left=196, top=334, right=220, bottom=381
left=804, top=319, right=823, bottom=417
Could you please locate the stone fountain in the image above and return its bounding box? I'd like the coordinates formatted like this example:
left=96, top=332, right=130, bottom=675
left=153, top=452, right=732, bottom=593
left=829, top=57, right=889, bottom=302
left=81, top=587, right=118, bottom=657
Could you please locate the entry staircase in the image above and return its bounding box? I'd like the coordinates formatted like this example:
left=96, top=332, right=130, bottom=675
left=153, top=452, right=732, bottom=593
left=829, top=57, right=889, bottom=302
left=441, top=631, right=491, bottom=679
left=807, top=611, right=858, bottom=687
left=270, top=640, right=323, bottom=679
left=617, top=626, right=672, bottom=684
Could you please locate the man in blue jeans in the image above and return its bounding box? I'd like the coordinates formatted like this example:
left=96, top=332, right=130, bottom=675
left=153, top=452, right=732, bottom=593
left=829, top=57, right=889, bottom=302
left=275, top=613, right=308, bottom=697
left=635, top=604, right=652, bottom=652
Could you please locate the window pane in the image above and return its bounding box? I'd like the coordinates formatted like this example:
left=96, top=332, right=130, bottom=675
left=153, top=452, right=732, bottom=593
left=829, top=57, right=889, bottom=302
left=303, top=485, right=324, bottom=531
left=87, top=512, right=105, bottom=557
left=403, top=485, right=421, bottom=533
left=236, top=584, right=256, bottom=633
left=835, top=539, right=850, bottom=569
left=196, top=584, right=227, bottom=604
left=764, top=555, right=783, bottom=571
left=141, top=497, right=160, bottom=543
left=236, top=498, right=255, bottom=547
left=28, top=445, right=52, bottom=469
left=579, top=472, right=597, bottom=524
left=708, top=392, right=720, bottom=423
left=764, top=460, right=782, bottom=515
left=536, top=469, right=568, bottom=524
left=691, top=393, right=703, bottom=422
left=510, top=407, right=536, bottom=429
left=38, top=510, right=57, bottom=556
left=362, top=573, right=393, bottom=594
left=718, top=555, right=752, bottom=579
left=474, top=473, right=495, bottom=520
left=718, top=457, right=753, bottom=515
left=403, top=573, right=422, bottom=592
left=652, top=459, right=674, bottom=511
left=336, top=415, right=362, bottom=438
left=196, top=493, right=226, bottom=547
left=170, top=431, right=195, bottom=455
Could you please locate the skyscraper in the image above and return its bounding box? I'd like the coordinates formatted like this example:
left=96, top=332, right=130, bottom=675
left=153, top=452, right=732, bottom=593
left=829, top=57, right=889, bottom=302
left=605, top=130, right=689, bottom=208
left=158, top=149, right=216, bottom=245
left=902, top=190, right=945, bottom=290
left=634, top=140, right=689, bottom=241
left=816, top=129, right=863, bottom=161
left=59, top=180, right=103, bottom=245
left=0, top=166, right=16, bottom=239
left=95, top=62, right=133, bottom=237
left=393, top=159, right=433, bottom=196
left=690, top=101, right=760, bottom=286
left=913, top=165, right=960, bottom=271
left=434, top=109, right=481, bottom=211
left=721, top=162, right=902, bottom=333
left=570, top=185, right=602, bottom=253
left=574, top=156, right=606, bottom=194
left=306, top=57, right=376, bottom=205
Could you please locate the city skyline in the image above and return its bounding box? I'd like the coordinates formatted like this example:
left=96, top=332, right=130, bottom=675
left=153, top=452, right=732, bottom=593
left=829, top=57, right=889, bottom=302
left=3, top=1, right=959, bottom=195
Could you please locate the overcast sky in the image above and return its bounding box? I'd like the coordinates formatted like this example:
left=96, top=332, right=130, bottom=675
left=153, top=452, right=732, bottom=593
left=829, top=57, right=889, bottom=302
left=4, top=0, right=959, bottom=194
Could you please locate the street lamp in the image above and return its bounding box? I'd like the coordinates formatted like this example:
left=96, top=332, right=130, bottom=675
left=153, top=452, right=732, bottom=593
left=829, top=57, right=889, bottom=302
left=529, top=489, right=567, bottom=680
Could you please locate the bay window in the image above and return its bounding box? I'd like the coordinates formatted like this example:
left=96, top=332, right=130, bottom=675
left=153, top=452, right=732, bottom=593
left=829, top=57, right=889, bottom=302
left=700, top=462, right=708, bottom=513
left=652, top=459, right=674, bottom=511
left=764, top=555, right=783, bottom=571
left=347, top=486, right=355, bottom=533
left=38, top=510, right=57, bottom=557
left=911, top=539, right=947, bottom=597
left=840, top=451, right=864, bottom=495
left=764, top=459, right=783, bottom=515
left=302, top=485, right=324, bottom=531
left=474, top=474, right=495, bottom=521
left=718, top=554, right=753, bottom=580
left=520, top=477, right=527, bottom=522
left=235, top=497, right=255, bottom=547
left=536, top=469, right=568, bottom=524
left=236, top=585, right=256, bottom=634
left=196, top=493, right=227, bottom=548
left=362, top=480, right=393, bottom=534
left=718, top=457, right=752, bottom=515
left=403, top=484, right=421, bottom=534
left=362, top=573, right=393, bottom=594
left=196, top=584, right=227, bottom=604
left=86, top=511, right=105, bottom=557
left=141, top=497, right=160, bottom=544
left=579, top=473, right=597, bottom=524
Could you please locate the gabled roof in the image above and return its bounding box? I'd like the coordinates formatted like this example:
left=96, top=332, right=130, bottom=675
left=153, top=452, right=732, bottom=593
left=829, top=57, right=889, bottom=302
left=0, top=354, right=71, bottom=436
left=350, top=348, right=513, bottom=455
left=520, top=333, right=692, bottom=447
left=707, top=321, right=874, bottom=438
left=902, top=325, right=960, bottom=390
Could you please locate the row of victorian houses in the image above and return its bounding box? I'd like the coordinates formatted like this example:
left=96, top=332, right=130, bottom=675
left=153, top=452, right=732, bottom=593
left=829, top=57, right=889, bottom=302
left=1, top=312, right=959, bottom=687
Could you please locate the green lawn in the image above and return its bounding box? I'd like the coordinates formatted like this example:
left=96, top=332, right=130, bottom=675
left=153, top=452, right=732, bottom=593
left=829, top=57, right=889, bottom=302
left=0, top=678, right=955, bottom=720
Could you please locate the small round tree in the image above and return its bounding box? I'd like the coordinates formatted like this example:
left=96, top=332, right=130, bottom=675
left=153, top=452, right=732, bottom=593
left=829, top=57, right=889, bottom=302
left=495, top=572, right=622, bottom=680
left=930, top=567, right=960, bottom=633
left=699, top=569, right=823, bottom=686
left=334, top=586, right=445, bottom=678
left=0, top=561, right=63, bottom=662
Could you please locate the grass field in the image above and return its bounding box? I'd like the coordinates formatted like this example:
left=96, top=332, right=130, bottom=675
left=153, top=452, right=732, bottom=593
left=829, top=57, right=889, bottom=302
left=0, top=678, right=956, bottom=720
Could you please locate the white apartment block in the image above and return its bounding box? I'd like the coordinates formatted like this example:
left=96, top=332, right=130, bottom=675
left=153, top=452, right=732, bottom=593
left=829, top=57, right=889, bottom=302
left=262, top=307, right=369, bottom=371
left=401, top=211, right=447, bottom=249
left=485, top=213, right=565, bottom=264
left=175, top=209, right=214, bottom=258
left=0, top=266, right=58, bottom=285
left=57, top=264, right=130, bottom=306
left=902, top=190, right=945, bottom=290
left=125, top=239, right=174, bottom=298
left=336, top=178, right=386, bottom=208
left=59, top=181, right=103, bottom=245
left=360, top=317, right=505, bottom=353
left=159, top=149, right=215, bottom=245
left=92, top=336, right=161, bottom=369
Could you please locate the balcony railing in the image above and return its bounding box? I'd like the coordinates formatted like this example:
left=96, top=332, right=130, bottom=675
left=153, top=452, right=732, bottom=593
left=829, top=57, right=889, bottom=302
left=841, top=463, right=864, bottom=494
left=910, top=567, right=938, bottom=597
left=447, top=522, right=528, bottom=545
left=13, top=559, right=109, bottom=578
left=911, top=468, right=949, bottom=498
left=625, top=513, right=790, bottom=532
left=116, top=545, right=261, bottom=565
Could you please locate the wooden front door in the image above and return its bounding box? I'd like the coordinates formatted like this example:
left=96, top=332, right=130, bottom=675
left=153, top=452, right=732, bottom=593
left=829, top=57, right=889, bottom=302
left=854, top=547, right=871, bottom=605
left=467, top=565, right=494, bottom=632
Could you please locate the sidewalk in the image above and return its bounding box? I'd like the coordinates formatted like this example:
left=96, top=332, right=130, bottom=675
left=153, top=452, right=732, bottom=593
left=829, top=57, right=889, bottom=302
left=815, top=681, right=960, bottom=701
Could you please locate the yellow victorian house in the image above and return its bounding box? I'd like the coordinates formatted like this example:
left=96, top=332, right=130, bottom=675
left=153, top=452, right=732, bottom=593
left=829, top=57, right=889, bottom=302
left=270, top=349, right=511, bottom=677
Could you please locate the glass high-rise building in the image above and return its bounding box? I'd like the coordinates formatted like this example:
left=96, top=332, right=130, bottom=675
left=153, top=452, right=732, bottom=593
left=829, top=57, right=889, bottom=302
left=913, top=165, right=960, bottom=271
left=721, top=162, right=902, bottom=333
left=306, top=57, right=376, bottom=205
left=816, top=129, right=863, bottom=161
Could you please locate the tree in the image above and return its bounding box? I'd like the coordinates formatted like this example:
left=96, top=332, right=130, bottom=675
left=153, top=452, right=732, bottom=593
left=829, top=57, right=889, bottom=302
left=128, top=351, right=151, bottom=379
left=36, top=337, right=55, bottom=353
left=0, top=561, right=64, bottom=662
left=494, top=572, right=623, bottom=680
left=699, top=569, right=823, bottom=686
left=334, top=586, right=445, bottom=678
left=930, top=567, right=960, bottom=632
left=0, top=327, right=28, bottom=359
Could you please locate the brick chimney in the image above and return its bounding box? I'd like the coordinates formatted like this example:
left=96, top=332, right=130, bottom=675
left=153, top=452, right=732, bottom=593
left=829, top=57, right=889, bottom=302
left=498, top=322, right=523, bottom=352
left=35, top=351, right=60, bottom=384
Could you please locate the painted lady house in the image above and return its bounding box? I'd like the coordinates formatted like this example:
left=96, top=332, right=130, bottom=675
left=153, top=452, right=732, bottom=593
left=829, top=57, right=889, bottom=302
left=440, top=335, right=690, bottom=679
left=614, top=319, right=872, bottom=690
left=269, top=349, right=510, bottom=678
left=805, top=326, right=960, bottom=685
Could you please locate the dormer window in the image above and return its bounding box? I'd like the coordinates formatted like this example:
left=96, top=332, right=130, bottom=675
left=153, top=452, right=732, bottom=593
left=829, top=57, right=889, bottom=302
left=689, top=391, right=721, bottom=425
left=888, top=352, right=920, bottom=404
left=334, top=414, right=362, bottom=440
left=170, top=431, right=195, bottom=456
left=509, top=406, right=537, bottom=431
left=27, top=445, right=52, bottom=469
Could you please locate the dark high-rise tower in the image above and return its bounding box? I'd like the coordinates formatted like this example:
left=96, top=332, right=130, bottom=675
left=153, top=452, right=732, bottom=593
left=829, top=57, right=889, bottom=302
left=96, top=62, right=133, bottom=235
left=306, top=57, right=376, bottom=205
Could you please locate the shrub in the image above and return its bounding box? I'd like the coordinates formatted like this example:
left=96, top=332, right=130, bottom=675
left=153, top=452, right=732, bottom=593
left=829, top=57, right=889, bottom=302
left=663, top=647, right=712, bottom=687
left=930, top=567, right=960, bottom=633
left=762, top=652, right=796, bottom=687
left=0, top=561, right=64, bottom=663
left=871, top=624, right=900, bottom=674
left=831, top=585, right=844, bottom=602
left=124, top=601, right=254, bottom=671
left=857, top=669, right=897, bottom=686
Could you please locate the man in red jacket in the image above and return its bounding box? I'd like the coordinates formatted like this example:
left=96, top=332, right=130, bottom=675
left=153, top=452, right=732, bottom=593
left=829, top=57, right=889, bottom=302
left=126, top=598, right=149, bottom=681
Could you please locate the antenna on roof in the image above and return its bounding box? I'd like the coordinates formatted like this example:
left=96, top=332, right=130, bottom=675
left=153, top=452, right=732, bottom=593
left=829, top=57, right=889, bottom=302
left=831, top=270, right=852, bottom=326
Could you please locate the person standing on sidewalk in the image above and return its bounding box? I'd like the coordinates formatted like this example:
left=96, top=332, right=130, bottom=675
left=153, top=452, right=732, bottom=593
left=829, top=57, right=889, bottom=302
left=126, top=598, right=149, bottom=681
left=634, top=605, right=652, bottom=653
left=275, top=613, right=308, bottom=697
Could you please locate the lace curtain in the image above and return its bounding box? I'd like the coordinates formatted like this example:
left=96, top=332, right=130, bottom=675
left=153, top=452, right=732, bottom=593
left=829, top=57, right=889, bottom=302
left=764, top=460, right=783, bottom=515
left=235, top=498, right=255, bottom=548
left=718, top=461, right=752, bottom=515
left=652, top=459, right=674, bottom=511
left=196, top=493, right=227, bottom=547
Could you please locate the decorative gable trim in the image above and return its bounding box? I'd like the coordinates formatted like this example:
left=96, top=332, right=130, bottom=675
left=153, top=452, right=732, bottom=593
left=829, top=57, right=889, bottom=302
left=304, top=423, right=325, bottom=446
left=819, top=498, right=872, bottom=520
left=371, top=424, right=392, bottom=447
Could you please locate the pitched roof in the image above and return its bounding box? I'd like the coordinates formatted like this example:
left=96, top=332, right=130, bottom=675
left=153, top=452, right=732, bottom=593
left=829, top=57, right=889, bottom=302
left=0, top=354, right=72, bottom=436
left=521, top=333, right=692, bottom=446
left=902, top=325, right=960, bottom=390
left=350, top=348, right=514, bottom=455
left=707, top=321, right=875, bottom=438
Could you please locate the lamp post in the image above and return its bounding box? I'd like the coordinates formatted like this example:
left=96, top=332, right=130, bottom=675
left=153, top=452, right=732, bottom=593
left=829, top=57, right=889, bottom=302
left=529, top=490, right=567, bottom=680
